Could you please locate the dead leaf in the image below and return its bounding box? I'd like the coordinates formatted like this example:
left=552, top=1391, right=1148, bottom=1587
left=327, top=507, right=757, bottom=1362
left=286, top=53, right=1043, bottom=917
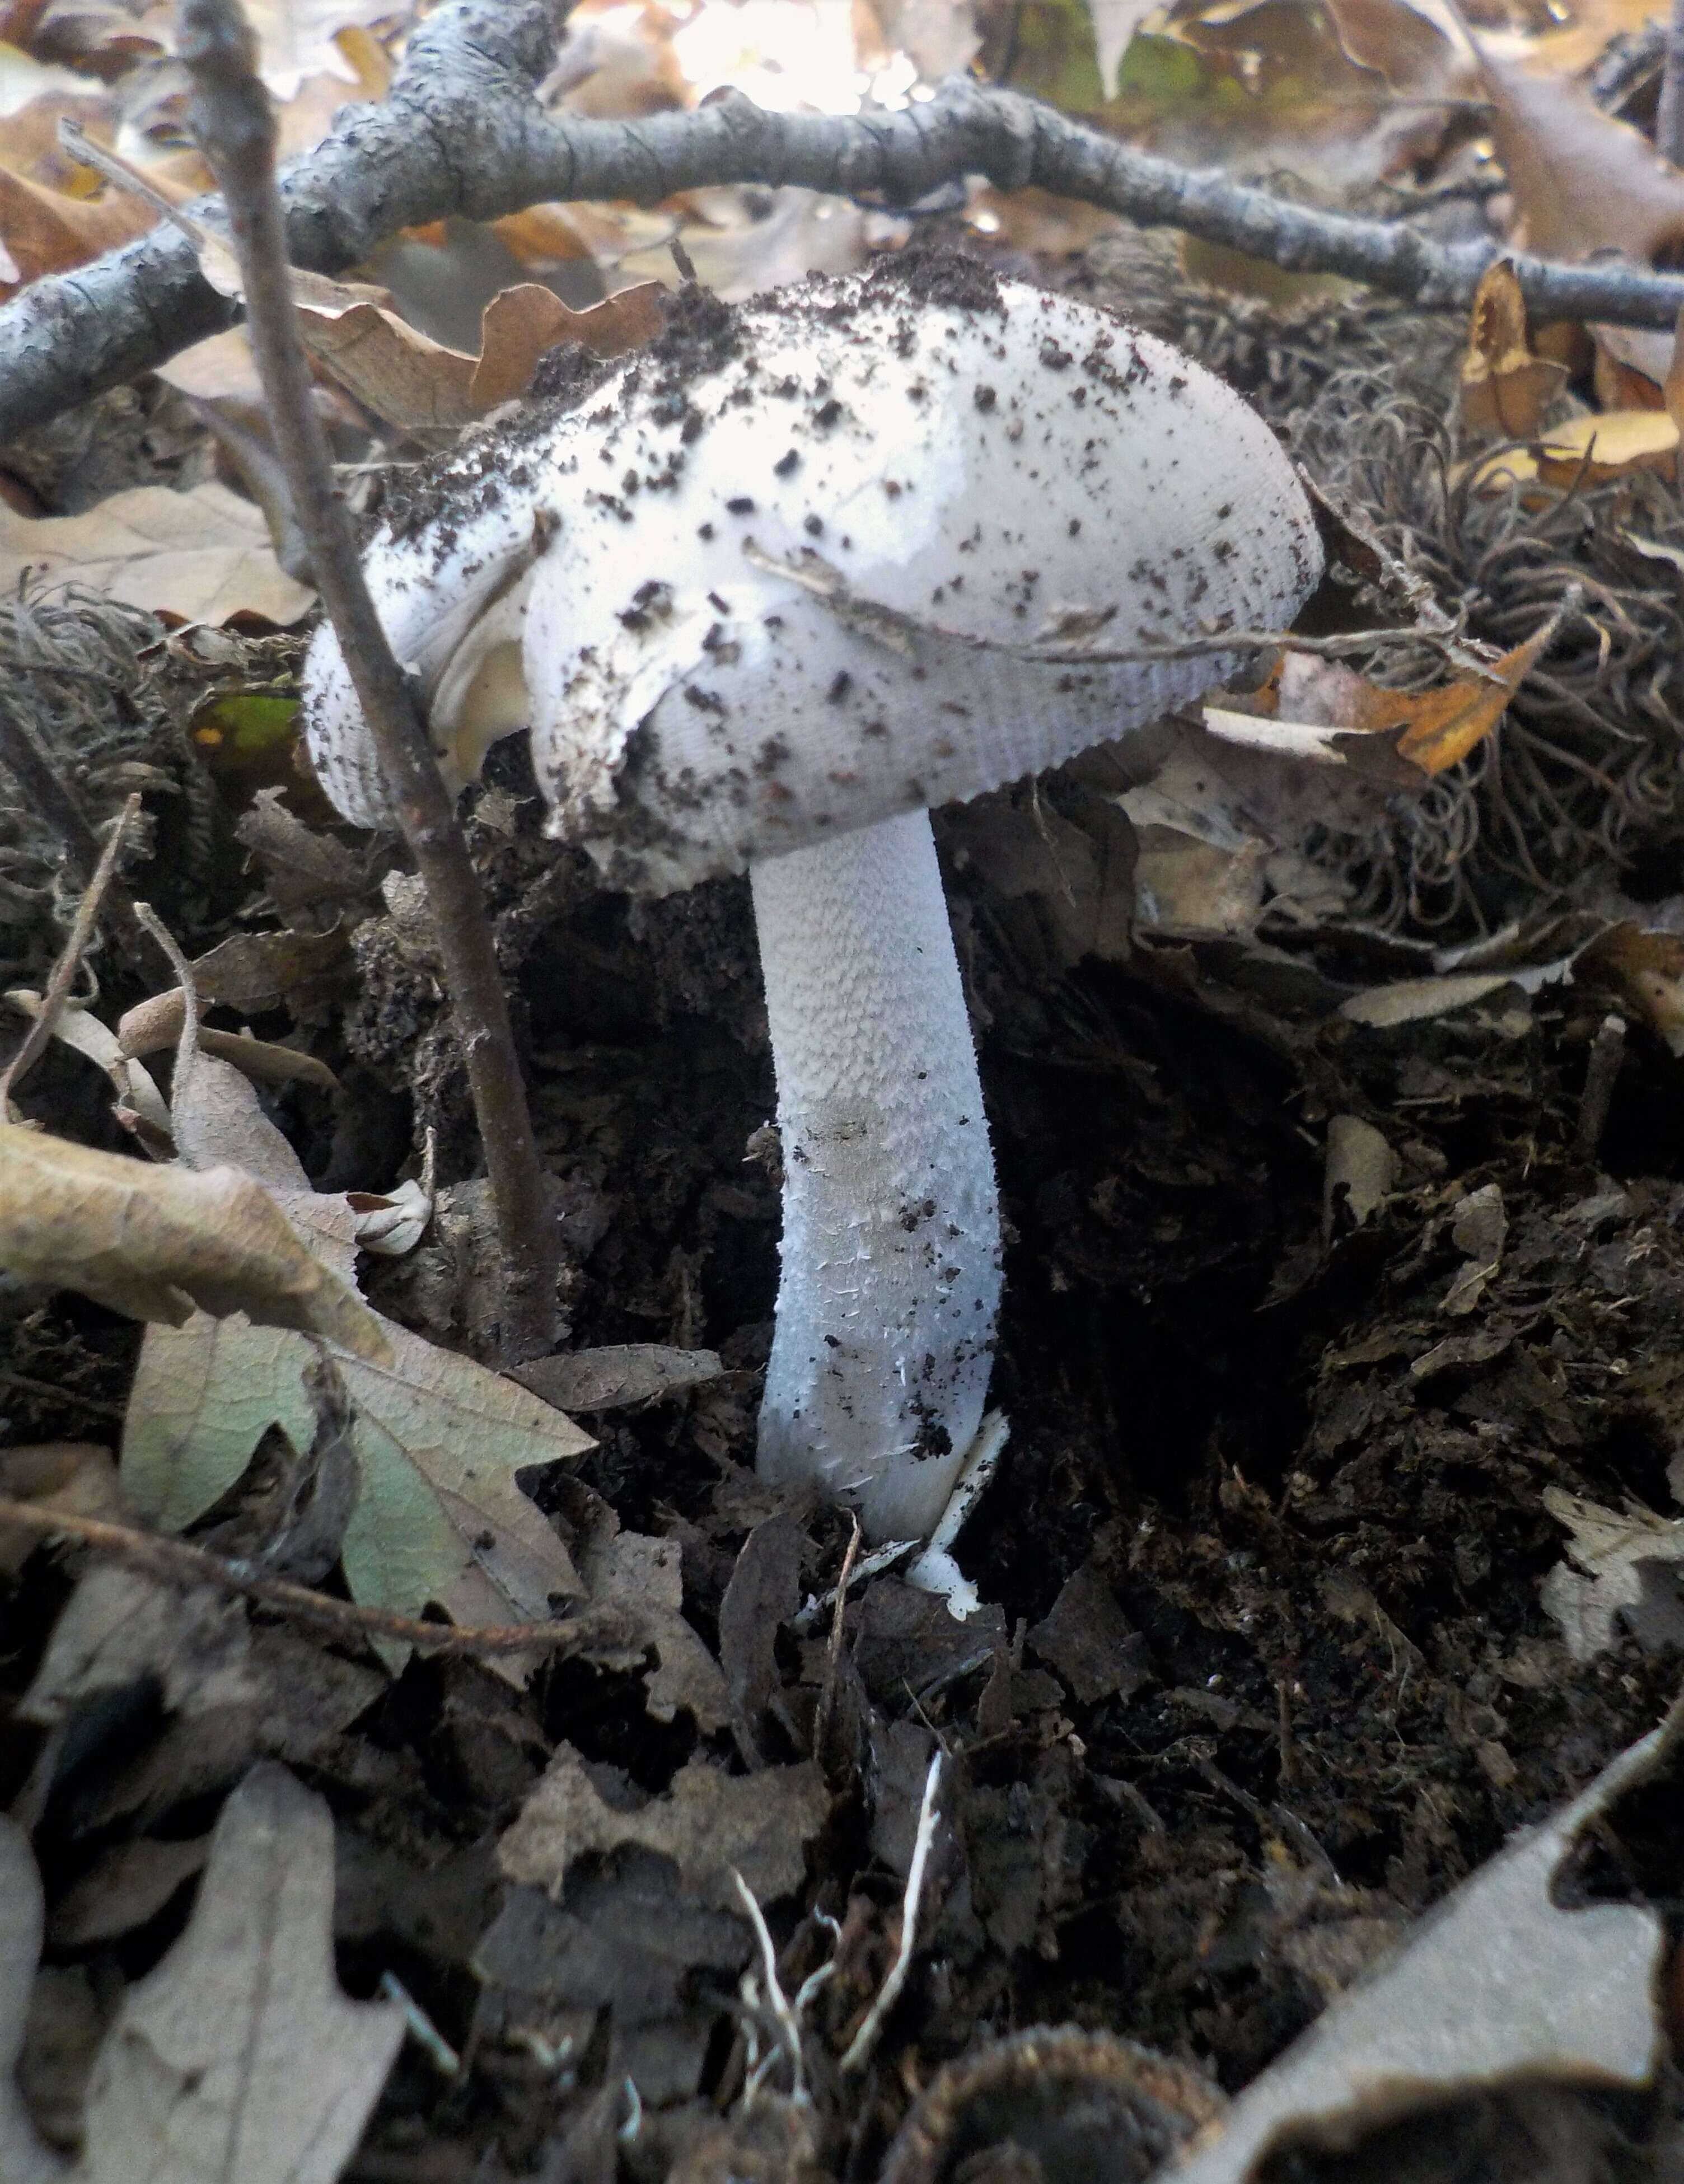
left=1542, top=1486, right=1684, bottom=1659
left=0, top=481, right=314, bottom=626
left=572, top=1520, right=732, bottom=1730
left=0, top=161, right=157, bottom=299
left=718, top=1513, right=803, bottom=1768
left=1027, top=1561, right=1150, bottom=1703
left=296, top=296, right=478, bottom=429
left=115, top=991, right=339, bottom=1093
left=1458, top=259, right=1567, bottom=441
left=1478, top=49, right=1684, bottom=268
left=1442, top=1181, right=1506, bottom=1316
left=0, top=1441, right=123, bottom=1576
left=3, top=992, right=171, bottom=1137
left=185, top=925, right=353, bottom=1019
left=467, top=278, right=665, bottom=408
left=1205, top=616, right=1561, bottom=780
left=1323, top=1115, right=1396, bottom=1235
left=1578, top=921, right=1684, bottom=1053
left=50, top=1836, right=211, bottom=1948
left=1473, top=409, right=1684, bottom=492
left=0, top=1123, right=386, bottom=1356
left=76, top=1764, right=405, bottom=2184
left=19, top=1563, right=254, bottom=1728
left=295, top=278, right=666, bottom=430
left=512, top=1343, right=724, bottom=1412
left=499, top=1744, right=830, bottom=1910
left=235, top=788, right=369, bottom=927
left=1171, top=1708, right=1677, bottom=2184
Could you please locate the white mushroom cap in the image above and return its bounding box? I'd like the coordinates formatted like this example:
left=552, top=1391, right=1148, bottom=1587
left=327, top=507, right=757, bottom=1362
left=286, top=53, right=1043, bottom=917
left=304, top=259, right=1323, bottom=878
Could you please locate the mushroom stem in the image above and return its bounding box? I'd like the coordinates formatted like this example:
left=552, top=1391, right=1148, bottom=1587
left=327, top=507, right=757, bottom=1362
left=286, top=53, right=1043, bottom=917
left=752, top=808, right=1002, bottom=1544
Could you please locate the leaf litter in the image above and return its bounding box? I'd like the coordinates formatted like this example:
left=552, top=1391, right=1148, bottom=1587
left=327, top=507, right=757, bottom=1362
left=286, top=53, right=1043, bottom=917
left=16, top=2, right=1684, bottom=2181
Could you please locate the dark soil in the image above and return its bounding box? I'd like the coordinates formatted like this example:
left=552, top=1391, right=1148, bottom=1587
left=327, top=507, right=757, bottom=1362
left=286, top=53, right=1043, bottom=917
left=5, top=246, right=1684, bottom=2184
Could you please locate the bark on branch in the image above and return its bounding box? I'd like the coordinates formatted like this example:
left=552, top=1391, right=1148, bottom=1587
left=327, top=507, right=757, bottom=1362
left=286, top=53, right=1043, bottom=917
left=7, top=0, right=1684, bottom=443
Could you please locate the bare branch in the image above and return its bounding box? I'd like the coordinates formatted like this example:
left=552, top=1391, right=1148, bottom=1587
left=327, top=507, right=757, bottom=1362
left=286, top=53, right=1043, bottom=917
left=175, top=0, right=559, bottom=1361
left=7, top=27, right=1684, bottom=441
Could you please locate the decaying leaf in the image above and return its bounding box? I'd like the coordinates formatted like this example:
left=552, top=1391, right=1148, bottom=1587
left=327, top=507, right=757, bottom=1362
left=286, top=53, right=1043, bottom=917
left=0, top=1124, right=387, bottom=1357
left=1441, top=1180, right=1506, bottom=1316
left=512, top=1343, right=724, bottom=1412
left=124, top=1312, right=590, bottom=1669
left=0, top=161, right=157, bottom=300
left=1479, top=49, right=1684, bottom=268
left=77, top=1763, right=405, bottom=2184
left=1170, top=1706, right=1677, bottom=2184
left=1467, top=409, right=1681, bottom=493
left=0, top=482, right=314, bottom=626
left=114, top=990, right=339, bottom=1093
left=1541, top=1486, right=1684, bottom=1659
left=88, top=1053, right=589, bottom=1667
left=294, top=278, right=666, bottom=432
left=1458, top=260, right=1568, bottom=441
left=3, top=994, right=171, bottom=1138
left=498, top=1745, right=830, bottom=1910
left=1204, top=614, right=1561, bottom=780
left=571, top=1518, right=732, bottom=1730
left=0, top=1442, right=124, bottom=1577
left=1323, top=1115, right=1396, bottom=1236
left=234, top=788, right=369, bottom=927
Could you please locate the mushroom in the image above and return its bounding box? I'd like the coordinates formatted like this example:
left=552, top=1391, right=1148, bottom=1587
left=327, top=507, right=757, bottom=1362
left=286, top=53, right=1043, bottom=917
left=305, top=255, right=1323, bottom=1547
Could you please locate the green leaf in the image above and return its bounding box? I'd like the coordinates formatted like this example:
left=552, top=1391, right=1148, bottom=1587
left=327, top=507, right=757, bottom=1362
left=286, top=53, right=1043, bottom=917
left=122, top=1311, right=591, bottom=1674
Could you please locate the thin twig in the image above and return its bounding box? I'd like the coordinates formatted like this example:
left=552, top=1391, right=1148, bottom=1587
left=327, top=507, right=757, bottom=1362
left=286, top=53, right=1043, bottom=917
left=0, top=793, right=139, bottom=1122
left=174, top=0, right=557, bottom=1362
left=813, top=1514, right=862, bottom=1764
left=0, top=1493, right=636, bottom=1659
left=12, top=26, right=1684, bottom=441
left=840, top=1751, right=944, bottom=2075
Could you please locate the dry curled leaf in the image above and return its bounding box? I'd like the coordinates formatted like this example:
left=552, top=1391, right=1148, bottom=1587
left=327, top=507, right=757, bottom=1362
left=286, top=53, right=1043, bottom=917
left=0, top=1124, right=387, bottom=1358
left=294, top=277, right=666, bottom=430
left=0, top=162, right=157, bottom=300
left=1458, top=259, right=1567, bottom=441
left=0, top=481, right=314, bottom=626
left=1204, top=615, right=1560, bottom=780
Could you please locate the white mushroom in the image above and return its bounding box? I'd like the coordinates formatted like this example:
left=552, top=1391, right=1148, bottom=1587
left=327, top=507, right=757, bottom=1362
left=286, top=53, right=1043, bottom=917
left=305, top=257, right=1323, bottom=1546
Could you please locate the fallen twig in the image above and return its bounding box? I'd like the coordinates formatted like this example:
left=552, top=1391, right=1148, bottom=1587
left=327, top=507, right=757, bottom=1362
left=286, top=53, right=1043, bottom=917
left=0, top=793, right=139, bottom=1121
left=174, top=0, right=558, bottom=1362
left=8, top=12, right=1684, bottom=441
left=0, top=1492, right=636, bottom=1658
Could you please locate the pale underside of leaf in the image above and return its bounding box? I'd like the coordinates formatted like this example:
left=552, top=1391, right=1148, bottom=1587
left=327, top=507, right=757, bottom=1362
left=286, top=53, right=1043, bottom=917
left=78, top=1763, right=405, bottom=2184
left=0, top=481, right=314, bottom=626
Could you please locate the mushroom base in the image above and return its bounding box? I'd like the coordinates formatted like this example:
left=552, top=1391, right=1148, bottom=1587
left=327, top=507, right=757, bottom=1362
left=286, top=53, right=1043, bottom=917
left=752, top=808, right=1003, bottom=1544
